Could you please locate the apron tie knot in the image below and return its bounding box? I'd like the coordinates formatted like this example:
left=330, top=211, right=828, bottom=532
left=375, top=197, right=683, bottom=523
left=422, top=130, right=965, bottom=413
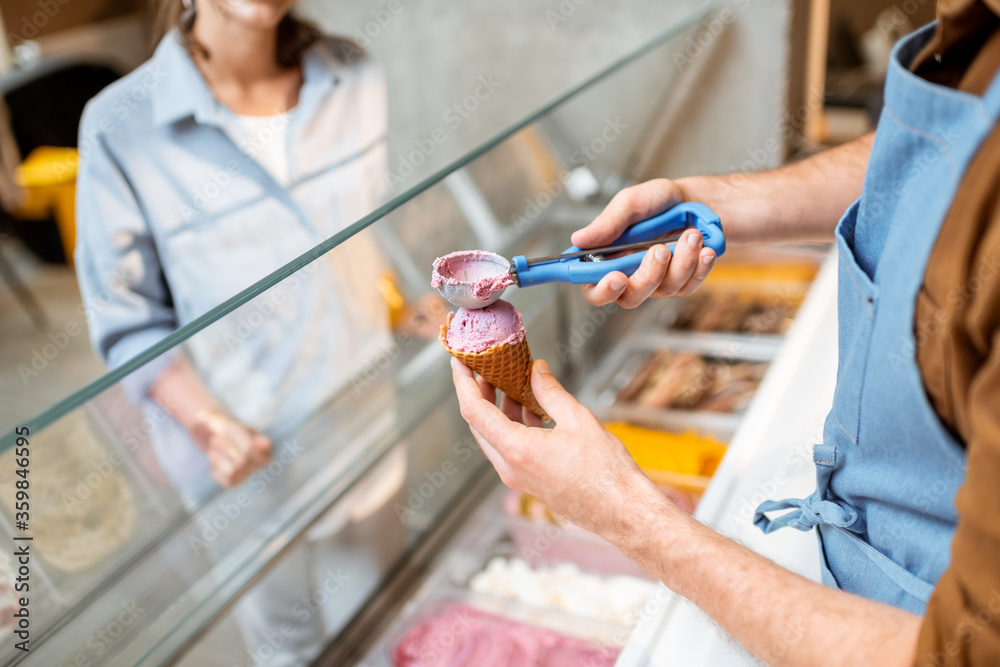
left=753, top=492, right=860, bottom=534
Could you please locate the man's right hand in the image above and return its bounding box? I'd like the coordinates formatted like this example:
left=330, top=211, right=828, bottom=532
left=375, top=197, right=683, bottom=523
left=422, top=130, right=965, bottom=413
left=572, top=179, right=718, bottom=308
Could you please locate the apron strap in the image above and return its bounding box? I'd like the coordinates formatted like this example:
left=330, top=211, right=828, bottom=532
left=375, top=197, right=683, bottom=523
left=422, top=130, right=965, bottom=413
left=753, top=492, right=861, bottom=534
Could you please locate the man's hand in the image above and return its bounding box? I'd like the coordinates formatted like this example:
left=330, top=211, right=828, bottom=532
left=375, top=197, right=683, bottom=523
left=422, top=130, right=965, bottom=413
left=574, top=134, right=877, bottom=310
left=451, top=357, right=922, bottom=667
left=572, top=179, right=717, bottom=309
left=450, top=356, right=673, bottom=543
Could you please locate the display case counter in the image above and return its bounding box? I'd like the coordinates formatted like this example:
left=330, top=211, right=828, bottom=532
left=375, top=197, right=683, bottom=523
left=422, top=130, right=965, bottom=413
left=346, top=248, right=835, bottom=666
left=0, top=3, right=813, bottom=664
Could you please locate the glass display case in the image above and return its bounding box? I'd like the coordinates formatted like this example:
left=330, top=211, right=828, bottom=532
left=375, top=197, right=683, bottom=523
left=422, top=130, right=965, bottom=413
left=0, top=5, right=823, bottom=665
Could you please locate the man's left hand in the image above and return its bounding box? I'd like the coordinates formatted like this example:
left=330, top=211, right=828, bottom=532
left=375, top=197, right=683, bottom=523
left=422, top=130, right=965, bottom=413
left=450, top=356, right=669, bottom=544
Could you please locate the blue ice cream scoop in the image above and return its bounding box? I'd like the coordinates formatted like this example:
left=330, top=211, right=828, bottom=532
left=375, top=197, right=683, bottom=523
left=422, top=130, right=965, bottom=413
left=434, top=202, right=725, bottom=309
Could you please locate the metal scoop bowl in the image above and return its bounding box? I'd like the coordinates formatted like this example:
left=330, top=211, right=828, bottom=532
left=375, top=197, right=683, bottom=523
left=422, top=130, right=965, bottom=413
left=434, top=251, right=516, bottom=309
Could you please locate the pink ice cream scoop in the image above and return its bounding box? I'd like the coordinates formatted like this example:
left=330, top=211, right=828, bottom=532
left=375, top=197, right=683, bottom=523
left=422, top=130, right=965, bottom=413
left=445, top=300, right=524, bottom=353
left=391, top=602, right=618, bottom=667
left=431, top=250, right=514, bottom=309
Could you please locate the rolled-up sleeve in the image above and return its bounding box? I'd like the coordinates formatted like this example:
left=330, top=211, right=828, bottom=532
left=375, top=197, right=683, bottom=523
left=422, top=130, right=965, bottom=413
left=74, top=108, right=177, bottom=399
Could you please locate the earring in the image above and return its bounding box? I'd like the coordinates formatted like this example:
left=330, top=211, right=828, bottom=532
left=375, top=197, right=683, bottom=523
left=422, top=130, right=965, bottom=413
left=182, top=0, right=192, bottom=8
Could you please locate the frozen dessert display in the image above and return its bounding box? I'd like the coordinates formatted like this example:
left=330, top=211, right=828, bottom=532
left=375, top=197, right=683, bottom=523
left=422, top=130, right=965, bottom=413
left=672, top=290, right=803, bottom=335
left=391, top=602, right=618, bottom=667
left=664, top=258, right=819, bottom=335
left=468, top=556, right=658, bottom=627
left=604, top=422, right=728, bottom=512
left=616, top=350, right=767, bottom=413
left=505, top=490, right=564, bottom=526
left=701, top=260, right=819, bottom=287
left=500, top=490, right=651, bottom=579
left=439, top=300, right=547, bottom=419
left=502, top=424, right=726, bottom=517
left=604, top=422, right=726, bottom=477
left=431, top=250, right=513, bottom=303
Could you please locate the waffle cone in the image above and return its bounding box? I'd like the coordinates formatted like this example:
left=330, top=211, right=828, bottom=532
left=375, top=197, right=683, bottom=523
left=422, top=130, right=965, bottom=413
left=441, top=318, right=549, bottom=420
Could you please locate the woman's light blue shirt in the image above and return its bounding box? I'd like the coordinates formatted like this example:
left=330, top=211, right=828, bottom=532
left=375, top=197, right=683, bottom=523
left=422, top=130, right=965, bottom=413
left=75, top=31, right=393, bottom=490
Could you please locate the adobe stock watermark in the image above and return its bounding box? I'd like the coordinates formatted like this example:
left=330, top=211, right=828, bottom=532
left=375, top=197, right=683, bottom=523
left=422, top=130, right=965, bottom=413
left=877, top=0, right=931, bottom=39
left=393, top=435, right=481, bottom=523
left=673, top=0, right=750, bottom=73
left=59, top=401, right=178, bottom=513
left=187, top=439, right=305, bottom=555
left=858, top=133, right=963, bottom=238
left=385, top=75, right=503, bottom=191
left=612, top=585, right=676, bottom=645
left=921, top=589, right=1000, bottom=666
left=511, top=116, right=629, bottom=233
left=77, top=63, right=170, bottom=160
left=350, top=332, right=415, bottom=395
left=178, top=106, right=292, bottom=222
left=60, top=600, right=145, bottom=666
left=5, top=0, right=72, bottom=46
left=722, top=431, right=817, bottom=534
left=545, top=0, right=586, bottom=31
left=344, top=0, right=415, bottom=55
left=555, top=302, right=620, bottom=363
left=238, top=567, right=352, bottom=667
left=17, top=266, right=135, bottom=386
left=715, top=85, right=827, bottom=195
left=758, top=615, right=805, bottom=664
left=887, top=253, right=999, bottom=372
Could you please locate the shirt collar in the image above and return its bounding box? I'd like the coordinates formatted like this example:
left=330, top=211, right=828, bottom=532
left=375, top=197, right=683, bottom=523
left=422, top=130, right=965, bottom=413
left=150, top=30, right=217, bottom=128
left=151, top=30, right=340, bottom=129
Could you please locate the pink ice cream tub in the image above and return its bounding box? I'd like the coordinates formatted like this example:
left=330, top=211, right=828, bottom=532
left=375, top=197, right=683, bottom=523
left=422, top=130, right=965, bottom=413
left=388, top=598, right=620, bottom=667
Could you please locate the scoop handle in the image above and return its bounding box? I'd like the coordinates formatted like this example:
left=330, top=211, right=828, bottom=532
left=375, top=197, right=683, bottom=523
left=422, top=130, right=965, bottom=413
left=513, top=202, right=725, bottom=286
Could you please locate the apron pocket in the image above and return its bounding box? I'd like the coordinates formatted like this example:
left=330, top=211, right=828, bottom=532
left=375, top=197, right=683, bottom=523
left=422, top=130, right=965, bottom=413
left=830, top=201, right=880, bottom=444
left=818, top=524, right=935, bottom=614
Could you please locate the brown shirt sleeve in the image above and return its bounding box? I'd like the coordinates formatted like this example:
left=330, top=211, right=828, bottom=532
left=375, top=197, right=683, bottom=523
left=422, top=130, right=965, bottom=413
left=913, top=3, right=1000, bottom=663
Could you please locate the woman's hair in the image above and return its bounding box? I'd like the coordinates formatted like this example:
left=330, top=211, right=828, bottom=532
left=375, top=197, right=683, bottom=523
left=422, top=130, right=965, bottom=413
left=150, top=0, right=322, bottom=68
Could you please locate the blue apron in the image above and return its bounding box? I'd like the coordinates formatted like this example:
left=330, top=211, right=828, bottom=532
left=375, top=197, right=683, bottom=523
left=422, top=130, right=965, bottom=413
left=754, top=23, right=1000, bottom=614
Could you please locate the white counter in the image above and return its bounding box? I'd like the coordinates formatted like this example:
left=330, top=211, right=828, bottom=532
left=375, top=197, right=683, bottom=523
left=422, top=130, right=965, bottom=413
left=619, top=249, right=840, bottom=666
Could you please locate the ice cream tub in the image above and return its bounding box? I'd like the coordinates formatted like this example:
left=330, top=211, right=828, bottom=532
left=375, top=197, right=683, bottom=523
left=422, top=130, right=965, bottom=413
left=462, top=550, right=662, bottom=628
left=476, top=493, right=653, bottom=582
left=603, top=420, right=730, bottom=513
left=382, top=594, right=623, bottom=667
left=578, top=335, right=772, bottom=434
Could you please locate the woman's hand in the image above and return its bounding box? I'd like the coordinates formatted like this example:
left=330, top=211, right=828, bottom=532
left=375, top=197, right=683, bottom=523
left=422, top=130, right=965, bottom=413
left=450, top=357, right=675, bottom=544
left=573, top=179, right=717, bottom=309
left=193, top=409, right=273, bottom=488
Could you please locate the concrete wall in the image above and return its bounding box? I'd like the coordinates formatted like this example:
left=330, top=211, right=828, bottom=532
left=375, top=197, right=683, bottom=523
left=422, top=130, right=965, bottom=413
left=301, top=0, right=794, bottom=191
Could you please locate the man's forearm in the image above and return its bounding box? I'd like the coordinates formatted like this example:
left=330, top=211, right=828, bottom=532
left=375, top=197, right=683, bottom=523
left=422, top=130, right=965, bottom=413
left=678, top=133, right=874, bottom=246
left=616, top=486, right=920, bottom=667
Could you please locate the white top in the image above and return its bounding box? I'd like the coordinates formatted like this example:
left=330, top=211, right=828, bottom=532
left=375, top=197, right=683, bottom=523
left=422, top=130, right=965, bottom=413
left=221, top=109, right=296, bottom=186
